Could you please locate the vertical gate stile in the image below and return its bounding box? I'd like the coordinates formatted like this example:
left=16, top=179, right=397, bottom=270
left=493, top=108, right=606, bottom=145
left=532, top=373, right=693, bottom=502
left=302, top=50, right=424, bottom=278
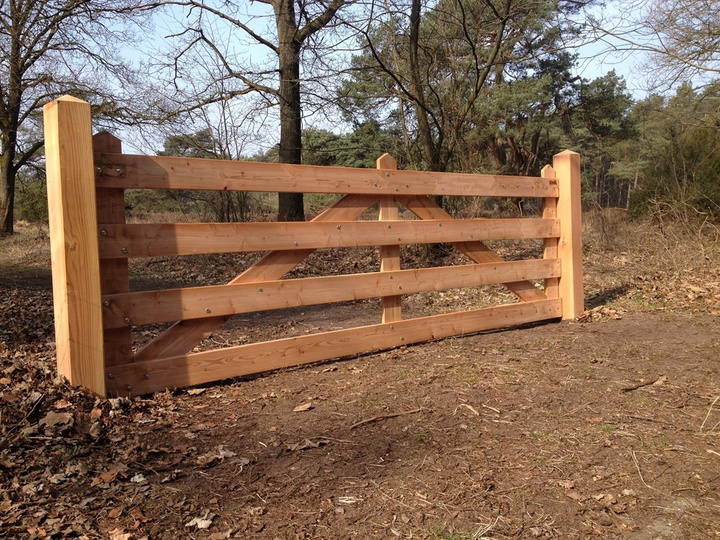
left=553, top=151, right=584, bottom=319
left=541, top=165, right=559, bottom=300
left=94, top=132, right=133, bottom=393
left=376, top=154, right=402, bottom=323
left=43, top=96, right=106, bottom=396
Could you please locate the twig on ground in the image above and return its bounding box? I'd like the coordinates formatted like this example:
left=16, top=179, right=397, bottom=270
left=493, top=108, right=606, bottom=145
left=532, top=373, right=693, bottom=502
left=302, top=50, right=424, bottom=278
left=621, top=375, right=666, bottom=393
left=473, top=516, right=499, bottom=539
left=700, top=395, right=719, bottom=432
left=350, top=408, right=428, bottom=429
left=630, top=449, right=665, bottom=494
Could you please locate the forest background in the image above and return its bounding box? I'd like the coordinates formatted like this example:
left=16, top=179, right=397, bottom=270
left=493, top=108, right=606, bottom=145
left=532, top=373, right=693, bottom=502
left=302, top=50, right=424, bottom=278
left=2, top=0, right=720, bottom=233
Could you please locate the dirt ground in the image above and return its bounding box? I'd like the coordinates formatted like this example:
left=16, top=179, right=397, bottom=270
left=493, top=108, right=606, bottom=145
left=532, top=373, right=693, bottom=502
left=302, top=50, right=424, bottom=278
left=2, top=213, right=720, bottom=539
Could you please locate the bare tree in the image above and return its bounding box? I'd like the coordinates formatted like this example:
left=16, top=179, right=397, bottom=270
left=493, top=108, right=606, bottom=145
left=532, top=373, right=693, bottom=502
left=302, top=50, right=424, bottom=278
left=0, top=0, right=147, bottom=234
left=151, top=0, right=350, bottom=221
left=588, top=0, right=720, bottom=91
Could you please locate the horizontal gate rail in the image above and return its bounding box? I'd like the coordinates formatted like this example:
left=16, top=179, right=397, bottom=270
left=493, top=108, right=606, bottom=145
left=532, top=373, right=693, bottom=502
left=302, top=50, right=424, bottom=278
left=101, top=259, right=562, bottom=328
left=106, top=299, right=562, bottom=396
left=44, top=96, right=583, bottom=397
left=94, top=153, right=559, bottom=197
left=97, top=218, right=560, bottom=258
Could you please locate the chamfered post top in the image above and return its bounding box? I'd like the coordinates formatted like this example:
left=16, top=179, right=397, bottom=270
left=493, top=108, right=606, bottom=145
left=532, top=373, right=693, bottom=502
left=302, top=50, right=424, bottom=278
left=376, top=153, right=397, bottom=170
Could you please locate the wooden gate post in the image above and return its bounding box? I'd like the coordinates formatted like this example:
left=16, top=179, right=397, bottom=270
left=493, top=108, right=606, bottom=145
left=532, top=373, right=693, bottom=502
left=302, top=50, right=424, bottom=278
left=553, top=150, right=584, bottom=319
left=44, top=96, right=106, bottom=396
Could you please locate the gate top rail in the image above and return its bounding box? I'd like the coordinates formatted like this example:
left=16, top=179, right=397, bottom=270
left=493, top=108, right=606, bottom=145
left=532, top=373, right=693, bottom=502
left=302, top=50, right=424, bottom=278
left=94, top=153, right=559, bottom=198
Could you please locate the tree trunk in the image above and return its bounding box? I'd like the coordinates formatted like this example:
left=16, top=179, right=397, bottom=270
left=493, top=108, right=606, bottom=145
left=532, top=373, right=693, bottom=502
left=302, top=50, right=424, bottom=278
left=275, top=0, right=305, bottom=222
left=1, top=138, right=16, bottom=235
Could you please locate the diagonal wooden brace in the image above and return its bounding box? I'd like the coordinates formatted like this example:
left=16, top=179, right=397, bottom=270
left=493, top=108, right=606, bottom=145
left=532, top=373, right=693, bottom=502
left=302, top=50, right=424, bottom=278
left=399, top=195, right=547, bottom=303
left=133, top=194, right=379, bottom=361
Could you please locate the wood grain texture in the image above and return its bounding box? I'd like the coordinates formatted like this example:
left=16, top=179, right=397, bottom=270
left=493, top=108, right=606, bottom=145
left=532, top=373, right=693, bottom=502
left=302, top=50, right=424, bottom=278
left=44, top=96, right=106, bottom=396
left=400, top=195, right=547, bottom=302
left=541, top=164, right=560, bottom=300
left=107, top=299, right=562, bottom=395
left=377, top=154, right=402, bottom=323
left=103, top=259, right=561, bottom=328
left=94, top=132, right=133, bottom=368
left=553, top=151, right=584, bottom=319
left=132, top=194, right=379, bottom=361
left=98, top=218, right=560, bottom=258
left=95, top=153, right=559, bottom=198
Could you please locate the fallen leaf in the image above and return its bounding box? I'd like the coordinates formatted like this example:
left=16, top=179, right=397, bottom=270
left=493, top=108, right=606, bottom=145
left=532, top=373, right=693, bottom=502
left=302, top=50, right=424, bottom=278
left=53, top=399, right=72, bottom=409
left=108, top=506, right=124, bottom=519
left=185, top=514, right=214, bottom=529
left=196, top=445, right=236, bottom=467
left=293, top=402, right=314, bottom=412
left=108, top=528, right=132, bottom=540
left=131, top=506, right=151, bottom=523
left=92, top=468, right=119, bottom=486
left=39, top=411, right=73, bottom=429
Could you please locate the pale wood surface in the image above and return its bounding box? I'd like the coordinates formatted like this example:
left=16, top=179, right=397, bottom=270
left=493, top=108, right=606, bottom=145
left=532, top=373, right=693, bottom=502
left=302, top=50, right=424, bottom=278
left=133, top=194, right=379, bottom=361
left=377, top=154, right=403, bottom=323
left=94, top=132, right=133, bottom=368
left=44, top=97, right=106, bottom=396
left=94, top=153, right=559, bottom=198
left=98, top=218, right=560, bottom=258
left=400, top=195, right=547, bottom=302
left=103, top=259, right=561, bottom=328
left=553, top=151, right=584, bottom=319
left=541, top=165, right=560, bottom=300
left=107, top=299, right=562, bottom=395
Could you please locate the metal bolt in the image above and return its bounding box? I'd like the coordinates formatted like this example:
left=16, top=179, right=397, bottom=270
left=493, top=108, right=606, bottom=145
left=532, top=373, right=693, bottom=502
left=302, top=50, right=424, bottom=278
left=374, top=183, right=378, bottom=187
left=387, top=224, right=391, bottom=229
left=395, top=187, right=399, bottom=192
left=258, top=287, right=264, bottom=292
left=390, top=325, right=395, bottom=330
left=386, top=172, right=390, bottom=177
left=121, top=247, right=128, bottom=254
left=144, top=373, right=150, bottom=380
left=96, top=166, right=102, bottom=173
left=439, top=223, right=443, bottom=227
left=116, top=168, right=123, bottom=174
left=397, top=237, right=401, bottom=242
left=124, top=317, right=130, bottom=324
left=126, top=385, right=133, bottom=391
left=398, top=285, right=403, bottom=290
left=100, top=229, right=107, bottom=236
left=205, top=308, right=211, bottom=313
left=294, top=241, right=299, bottom=246
left=107, top=373, right=114, bottom=379
left=389, top=275, right=393, bottom=279
left=336, top=225, right=341, bottom=230
left=103, top=300, right=110, bottom=307
left=401, top=337, right=405, bottom=341
left=405, top=184, right=409, bottom=188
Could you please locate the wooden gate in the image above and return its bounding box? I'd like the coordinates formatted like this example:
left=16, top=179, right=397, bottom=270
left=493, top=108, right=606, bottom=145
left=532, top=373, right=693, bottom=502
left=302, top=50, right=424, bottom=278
left=44, top=96, right=583, bottom=397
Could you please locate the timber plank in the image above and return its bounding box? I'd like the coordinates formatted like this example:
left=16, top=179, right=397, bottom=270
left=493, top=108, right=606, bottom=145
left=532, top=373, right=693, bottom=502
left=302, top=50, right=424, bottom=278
left=400, top=195, right=547, bottom=302
left=44, top=97, right=105, bottom=396
left=541, top=165, right=560, bottom=300
left=107, top=299, right=562, bottom=395
left=95, top=153, right=559, bottom=198
left=103, top=259, right=561, bottom=328
left=97, top=218, right=560, bottom=258
left=132, top=194, right=379, bottom=361
left=94, top=132, right=133, bottom=368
